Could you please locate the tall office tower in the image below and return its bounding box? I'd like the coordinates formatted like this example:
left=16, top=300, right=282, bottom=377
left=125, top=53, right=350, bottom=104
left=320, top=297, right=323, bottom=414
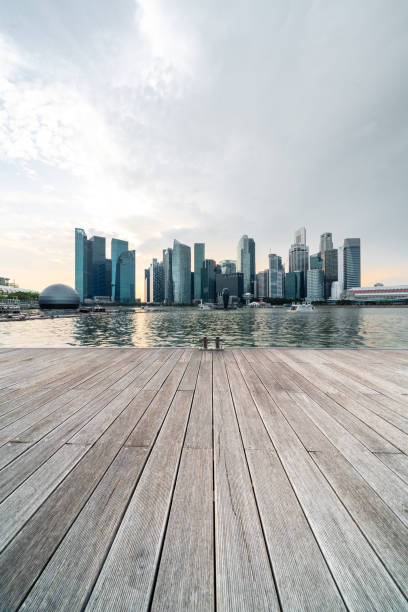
left=104, top=259, right=112, bottom=297
left=289, top=243, right=309, bottom=274
left=201, top=259, right=216, bottom=302
left=337, top=245, right=344, bottom=294
left=295, top=227, right=306, bottom=245
left=219, top=260, right=236, bottom=274
left=163, top=248, right=173, bottom=303
left=343, top=238, right=361, bottom=289
left=89, top=235, right=108, bottom=298
left=111, top=238, right=129, bottom=301
left=307, top=269, right=324, bottom=302
left=268, top=254, right=285, bottom=297
left=322, top=249, right=338, bottom=299
left=144, top=268, right=150, bottom=303
left=75, top=228, right=89, bottom=302
left=149, top=258, right=164, bottom=303
left=319, top=232, right=333, bottom=253
left=215, top=273, right=244, bottom=303
left=194, top=243, right=205, bottom=301
left=237, top=235, right=255, bottom=294
left=117, top=251, right=136, bottom=302
left=285, top=271, right=305, bottom=300
left=310, top=252, right=323, bottom=269
left=255, top=270, right=269, bottom=299
left=172, top=239, right=191, bottom=304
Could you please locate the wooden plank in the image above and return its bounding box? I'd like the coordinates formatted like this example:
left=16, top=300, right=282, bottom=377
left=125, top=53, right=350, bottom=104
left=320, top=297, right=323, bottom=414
left=0, top=442, right=88, bottom=552
left=184, top=351, right=212, bottom=449
left=20, top=446, right=147, bottom=612
left=178, top=348, right=202, bottom=391
left=85, top=390, right=193, bottom=611
left=375, top=452, right=408, bottom=484
left=290, top=391, right=408, bottom=527
left=151, top=448, right=214, bottom=611
left=212, top=351, right=280, bottom=611
left=233, top=351, right=407, bottom=611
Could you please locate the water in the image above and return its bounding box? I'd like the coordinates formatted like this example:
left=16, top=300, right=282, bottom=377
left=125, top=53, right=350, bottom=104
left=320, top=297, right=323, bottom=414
left=1, top=307, right=408, bottom=348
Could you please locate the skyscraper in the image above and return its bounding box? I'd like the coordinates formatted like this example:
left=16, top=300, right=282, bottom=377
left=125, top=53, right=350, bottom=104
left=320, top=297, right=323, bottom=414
left=310, top=252, right=323, bottom=269
left=201, top=259, right=216, bottom=303
left=319, top=232, right=333, bottom=253
left=172, top=240, right=191, bottom=304
left=337, top=245, right=344, bottom=294
left=149, top=258, right=164, bottom=303
left=111, top=238, right=128, bottom=301
left=237, top=235, right=255, bottom=294
left=268, top=254, right=285, bottom=297
left=89, top=235, right=108, bottom=298
left=163, top=248, right=173, bottom=303
left=117, top=251, right=135, bottom=302
left=322, top=249, right=338, bottom=299
left=75, top=228, right=89, bottom=302
left=144, top=268, right=150, bottom=303
left=194, top=243, right=205, bottom=301
left=255, top=270, right=269, bottom=299
left=307, top=269, right=324, bottom=302
left=344, top=238, right=361, bottom=289
left=289, top=228, right=309, bottom=276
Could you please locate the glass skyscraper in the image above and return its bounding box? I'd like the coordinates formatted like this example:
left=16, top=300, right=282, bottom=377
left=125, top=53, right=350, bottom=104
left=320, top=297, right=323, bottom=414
left=111, top=238, right=129, bottom=301
left=307, top=269, right=324, bottom=302
left=268, top=254, right=285, bottom=297
left=172, top=239, right=191, bottom=304
left=149, top=258, right=164, bottom=303
left=344, top=238, right=361, bottom=289
left=117, top=250, right=135, bottom=302
left=163, top=248, right=173, bottom=303
left=194, top=243, right=205, bottom=301
left=237, top=235, right=255, bottom=295
left=75, top=228, right=88, bottom=302
left=201, top=259, right=216, bottom=302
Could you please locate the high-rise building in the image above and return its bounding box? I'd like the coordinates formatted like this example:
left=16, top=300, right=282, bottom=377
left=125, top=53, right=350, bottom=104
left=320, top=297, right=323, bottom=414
left=237, top=235, right=255, bottom=294
left=111, top=238, right=129, bottom=301
left=289, top=244, right=309, bottom=274
left=75, top=228, right=89, bottom=302
left=310, top=252, right=323, bottom=270
left=255, top=270, right=269, bottom=299
left=144, top=268, right=150, bottom=303
left=163, top=248, right=173, bottom=303
left=307, top=269, right=324, bottom=302
left=172, top=240, right=191, bottom=304
left=337, top=245, right=344, bottom=294
left=319, top=232, right=333, bottom=253
left=201, top=259, right=216, bottom=303
left=285, top=271, right=305, bottom=300
left=117, top=251, right=135, bottom=302
left=343, top=238, right=361, bottom=290
left=216, top=273, right=244, bottom=302
left=149, top=258, right=164, bottom=303
left=89, top=236, right=108, bottom=298
left=268, top=254, right=285, bottom=297
left=219, top=259, right=236, bottom=274
left=194, top=243, right=205, bottom=301
left=322, top=249, right=338, bottom=299
left=295, top=227, right=306, bottom=245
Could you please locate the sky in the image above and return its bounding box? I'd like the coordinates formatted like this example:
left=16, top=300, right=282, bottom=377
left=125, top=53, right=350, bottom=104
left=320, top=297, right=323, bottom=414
left=1, top=0, right=407, bottom=297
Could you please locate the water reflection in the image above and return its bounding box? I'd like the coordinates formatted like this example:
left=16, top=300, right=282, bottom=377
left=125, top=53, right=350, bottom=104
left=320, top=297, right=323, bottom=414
left=0, top=307, right=407, bottom=348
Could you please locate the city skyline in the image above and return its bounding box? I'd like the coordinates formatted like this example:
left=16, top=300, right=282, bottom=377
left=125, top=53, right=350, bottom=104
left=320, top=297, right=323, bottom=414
left=0, top=2, right=407, bottom=296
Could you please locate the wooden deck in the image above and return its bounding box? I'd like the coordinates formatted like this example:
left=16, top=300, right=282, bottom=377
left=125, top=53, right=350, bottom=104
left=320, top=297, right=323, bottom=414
left=0, top=347, right=407, bottom=611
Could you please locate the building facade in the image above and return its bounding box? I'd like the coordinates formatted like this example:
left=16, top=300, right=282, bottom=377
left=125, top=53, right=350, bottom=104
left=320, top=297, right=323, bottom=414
left=237, top=235, right=255, bottom=295
left=172, top=240, right=191, bottom=304
left=194, top=243, right=205, bottom=301
left=310, top=252, right=323, bottom=270
left=117, top=251, right=135, bottom=302
left=307, top=269, right=324, bottom=302
left=111, top=238, right=129, bottom=301
left=255, top=270, right=269, bottom=299
left=285, top=271, right=305, bottom=300
left=163, top=248, right=173, bottom=303
left=219, top=259, right=237, bottom=274
left=149, top=258, right=164, bottom=303
left=75, top=228, right=88, bottom=302
left=343, top=285, right=408, bottom=302
left=216, top=273, right=244, bottom=302
left=144, top=268, right=150, bottom=303
left=322, top=248, right=338, bottom=299
left=344, top=238, right=361, bottom=290
left=201, top=259, right=216, bottom=303
left=319, top=232, right=333, bottom=253
left=268, top=254, right=285, bottom=297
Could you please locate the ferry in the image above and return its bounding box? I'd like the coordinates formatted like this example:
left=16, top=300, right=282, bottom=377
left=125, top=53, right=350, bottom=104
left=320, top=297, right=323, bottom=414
left=287, top=303, right=315, bottom=313
left=198, top=300, right=211, bottom=310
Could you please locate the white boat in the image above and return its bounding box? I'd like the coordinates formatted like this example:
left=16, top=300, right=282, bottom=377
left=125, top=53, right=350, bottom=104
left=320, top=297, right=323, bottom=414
left=287, top=303, right=315, bottom=313
left=198, top=300, right=211, bottom=310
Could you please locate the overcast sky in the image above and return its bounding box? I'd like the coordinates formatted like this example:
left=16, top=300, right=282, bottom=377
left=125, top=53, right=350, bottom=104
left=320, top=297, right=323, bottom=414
left=1, top=0, right=407, bottom=296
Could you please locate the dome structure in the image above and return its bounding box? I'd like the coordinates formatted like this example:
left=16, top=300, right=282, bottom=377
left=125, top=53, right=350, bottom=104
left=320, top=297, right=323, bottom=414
left=39, top=284, right=80, bottom=309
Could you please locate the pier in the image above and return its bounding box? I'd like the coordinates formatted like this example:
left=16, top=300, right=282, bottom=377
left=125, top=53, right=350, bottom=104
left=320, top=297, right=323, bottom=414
left=0, top=347, right=407, bottom=610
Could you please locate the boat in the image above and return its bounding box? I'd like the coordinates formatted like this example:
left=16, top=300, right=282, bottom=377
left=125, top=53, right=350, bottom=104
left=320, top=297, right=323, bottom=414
left=287, top=303, right=315, bottom=313
left=198, top=300, right=211, bottom=310
left=92, top=305, right=106, bottom=313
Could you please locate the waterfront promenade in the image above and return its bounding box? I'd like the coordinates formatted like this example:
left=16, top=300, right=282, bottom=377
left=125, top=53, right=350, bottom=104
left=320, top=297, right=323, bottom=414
left=0, top=347, right=407, bottom=610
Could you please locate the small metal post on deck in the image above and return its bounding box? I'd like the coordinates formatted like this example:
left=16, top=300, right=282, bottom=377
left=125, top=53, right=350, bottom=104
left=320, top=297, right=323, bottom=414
left=215, top=336, right=221, bottom=350
left=202, top=336, right=208, bottom=350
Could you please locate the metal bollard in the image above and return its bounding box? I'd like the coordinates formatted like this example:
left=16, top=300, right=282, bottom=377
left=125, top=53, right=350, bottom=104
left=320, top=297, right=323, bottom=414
left=202, top=336, right=208, bottom=350
left=215, top=336, right=221, bottom=350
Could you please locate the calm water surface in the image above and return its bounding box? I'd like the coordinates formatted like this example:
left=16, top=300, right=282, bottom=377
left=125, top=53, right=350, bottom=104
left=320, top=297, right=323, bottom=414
left=1, top=307, right=408, bottom=348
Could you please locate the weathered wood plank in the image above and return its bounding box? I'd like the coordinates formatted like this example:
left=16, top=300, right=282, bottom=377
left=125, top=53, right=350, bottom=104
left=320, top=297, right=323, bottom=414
left=184, top=351, right=212, bottom=449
